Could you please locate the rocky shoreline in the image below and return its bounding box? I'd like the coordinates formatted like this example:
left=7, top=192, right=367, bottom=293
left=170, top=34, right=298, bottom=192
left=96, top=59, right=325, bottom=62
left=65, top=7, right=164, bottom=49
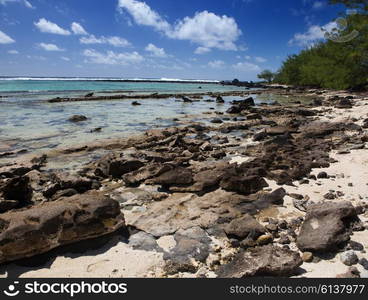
left=1, top=87, right=368, bottom=278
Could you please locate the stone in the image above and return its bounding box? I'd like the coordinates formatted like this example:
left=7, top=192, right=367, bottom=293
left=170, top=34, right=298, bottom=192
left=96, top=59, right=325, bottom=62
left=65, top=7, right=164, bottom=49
left=340, top=251, right=359, bottom=266
left=317, top=172, right=328, bottom=179
left=163, top=227, right=211, bottom=274
left=128, top=231, right=161, bottom=252
left=217, top=245, right=302, bottom=277
left=225, top=215, right=265, bottom=240
left=94, top=154, right=145, bottom=179
left=220, top=175, right=268, bottom=196
left=68, top=115, right=88, bottom=122
left=0, top=176, right=33, bottom=209
left=301, top=252, right=313, bottom=262
left=0, top=191, right=125, bottom=264
left=131, top=101, right=141, bottom=106
left=256, top=234, right=273, bottom=245
left=359, top=258, right=368, bottom=270
left=278, top=234, right=291, bottom=245
left=297, top=201, right=359, bottom=252
left=336, top=267, right=360, bottom=278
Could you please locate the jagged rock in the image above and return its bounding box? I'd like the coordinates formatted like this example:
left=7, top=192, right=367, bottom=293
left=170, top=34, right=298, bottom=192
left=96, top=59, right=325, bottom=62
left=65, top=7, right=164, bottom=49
left=0, top=176, right=33, bottom=210
left=227, top=97, right=255, bottom=114
left=94, top=154, right=145, bottom=178
left=0, top=191, right=125, bottom=264
left=220, top=175, right=268, bottom=195
left=225, top=215, right=265, bottom=239
left=146, top=167, right=193, bottom=186
left=297, top=201, right=359, bottom=252
left=163, top=227, right=211, bottom=274
left=123, top=163, right=173, bottom=186
left=217, top=245, right=302, bottom=277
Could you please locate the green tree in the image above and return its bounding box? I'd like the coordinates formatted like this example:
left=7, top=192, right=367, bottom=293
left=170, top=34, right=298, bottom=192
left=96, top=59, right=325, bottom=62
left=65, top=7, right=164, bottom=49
left=257, top=70, right=275, bottom=83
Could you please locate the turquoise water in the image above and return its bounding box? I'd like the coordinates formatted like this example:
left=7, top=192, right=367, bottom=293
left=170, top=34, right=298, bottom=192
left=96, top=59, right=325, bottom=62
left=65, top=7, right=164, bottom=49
left=0, top=79, right=253, bottom=161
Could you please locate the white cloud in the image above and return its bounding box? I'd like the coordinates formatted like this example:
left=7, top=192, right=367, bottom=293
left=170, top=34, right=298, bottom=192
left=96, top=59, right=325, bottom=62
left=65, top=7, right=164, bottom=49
left=145, top=43, right=167, bottom=57
left=118, top=0, right=241, bottom=51
left=80, top=35, right=130, bottom=47
left=169, top=11, right=241, bottom=51
left=233, top=61, right=261, bottom=72
left=0, top=30, right=15, bottom=44
left=245, top=55, right=251, bottom=60
left=118, top=0, right=171, bottom=32
left=194, top=47, right=211, bottom=55
left=71, top=22, right=88, bottom=35
left=8, top=49, right=18, bottom=54
left=208, top=60, right=225, bottom=69
left=34, top=18, right=71, bottom=35
left=255, top=56, right=267, bottom=63
left=61, top=56, right=70, bottom=61
left=38, top=43, right=64, bottom=51
left=0, top=0, right=34, bottom=8
left=312, top=1, right=325, bottom=9
left=83, top=49, right=144, bottom=65
left=289, top=21, right=337, bottom=46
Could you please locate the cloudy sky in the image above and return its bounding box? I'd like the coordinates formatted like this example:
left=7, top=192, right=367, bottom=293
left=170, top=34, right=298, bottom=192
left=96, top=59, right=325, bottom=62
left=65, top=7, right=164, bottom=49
left=0, top=0, right=343, bottom=80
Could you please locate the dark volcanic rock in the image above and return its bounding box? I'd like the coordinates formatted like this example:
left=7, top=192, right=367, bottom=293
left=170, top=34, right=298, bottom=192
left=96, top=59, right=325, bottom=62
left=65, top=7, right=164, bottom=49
left=297, top=201, right=359, bottom=252
left=94, top=154, right=145, bottom=178
left=68, top=115, right=88, bottom=122
left=0, top=191, right=125, bottom=264
left=0, top=176, right=33, bottom=210
left=220, top=175, right=268, bottom=195
left=227, top=97, right=255, bottom=114
left=164, top=227, right=211, bottom=274
left=146, top=167, right=193, bottom=186
left=217, top=245, right=302, bottom=277
left=225, top=214, right=265, bottom=239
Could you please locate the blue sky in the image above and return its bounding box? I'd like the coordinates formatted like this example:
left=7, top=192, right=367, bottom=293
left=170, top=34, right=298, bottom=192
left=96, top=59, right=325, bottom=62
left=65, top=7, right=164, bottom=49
left=0, top=0, right=345, bottom=80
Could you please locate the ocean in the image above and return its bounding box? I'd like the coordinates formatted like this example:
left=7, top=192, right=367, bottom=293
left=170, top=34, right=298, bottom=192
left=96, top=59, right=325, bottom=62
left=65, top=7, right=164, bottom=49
left=0, top=78, right=252, bottom=162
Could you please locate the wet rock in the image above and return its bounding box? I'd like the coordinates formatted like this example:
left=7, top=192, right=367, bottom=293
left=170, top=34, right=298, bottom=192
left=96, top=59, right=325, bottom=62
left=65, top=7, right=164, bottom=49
left=216, top=96, right=225, bottom=103
left=68, top=115, right=88, bottom=122
left=297, top=201, right=359, bottom=252
left=0, top=191, right=125, bottom=264
left=340, top=251, right=359, bottom=266
left=217, top=245, right=302, bottom=277
left=85, top=92, right=94, bottom=98
left=131, top=101, right=141, bottom=106
left=210, top=118, right=223, bottom=124
left=225, top=215, right=265, bottom=239
left=227, top=97, right=255, bottom=114
left=182, top=96, right=193, bottom=103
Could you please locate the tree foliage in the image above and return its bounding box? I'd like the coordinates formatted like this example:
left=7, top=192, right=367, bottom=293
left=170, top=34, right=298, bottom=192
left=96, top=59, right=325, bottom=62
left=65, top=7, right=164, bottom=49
left=274, top=0, right=368, bottom=90
left=257, top=70, right=275, bottom=83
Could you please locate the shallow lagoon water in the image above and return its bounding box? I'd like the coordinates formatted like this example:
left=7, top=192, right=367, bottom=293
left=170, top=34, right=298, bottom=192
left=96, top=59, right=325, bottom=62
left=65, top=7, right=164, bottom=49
left=0, top=80, right=312, bottom=163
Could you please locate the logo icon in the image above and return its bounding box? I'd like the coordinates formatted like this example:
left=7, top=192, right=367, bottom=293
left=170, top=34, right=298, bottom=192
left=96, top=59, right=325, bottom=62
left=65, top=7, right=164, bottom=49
left=3, top=282, right=20, bottom=297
